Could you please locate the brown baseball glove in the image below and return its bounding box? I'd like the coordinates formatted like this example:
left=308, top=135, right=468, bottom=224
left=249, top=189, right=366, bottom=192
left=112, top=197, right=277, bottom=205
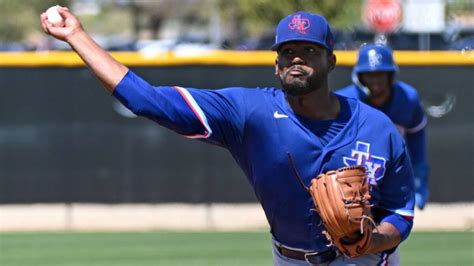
left=309, top=165, right=375, bottom=258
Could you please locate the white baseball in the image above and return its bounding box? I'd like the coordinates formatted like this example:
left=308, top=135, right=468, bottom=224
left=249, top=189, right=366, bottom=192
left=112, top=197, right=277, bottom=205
left=46, top=6, right=64, bottom=26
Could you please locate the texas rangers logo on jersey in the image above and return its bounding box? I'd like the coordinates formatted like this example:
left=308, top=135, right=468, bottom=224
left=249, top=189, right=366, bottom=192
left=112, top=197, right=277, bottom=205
left=288, top=15, right=310, bottom=34
left=368, top=49, right=382, bottom=68
left=343, top=141, right=386, bottom=184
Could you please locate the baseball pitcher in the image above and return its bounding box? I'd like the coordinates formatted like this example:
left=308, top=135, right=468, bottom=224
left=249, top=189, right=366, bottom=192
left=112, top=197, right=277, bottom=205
left=41, top=8, right=415, bottom=266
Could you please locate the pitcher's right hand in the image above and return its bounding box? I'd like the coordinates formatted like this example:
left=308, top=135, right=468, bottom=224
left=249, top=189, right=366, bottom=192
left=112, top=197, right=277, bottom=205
left=40, top=6, right=84, bottom=43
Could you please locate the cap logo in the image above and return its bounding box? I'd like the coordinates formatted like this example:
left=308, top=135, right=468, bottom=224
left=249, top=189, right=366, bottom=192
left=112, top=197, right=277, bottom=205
left=288, top=15, right=310, bottom=34
left=368, top=49, right=382, bottom=68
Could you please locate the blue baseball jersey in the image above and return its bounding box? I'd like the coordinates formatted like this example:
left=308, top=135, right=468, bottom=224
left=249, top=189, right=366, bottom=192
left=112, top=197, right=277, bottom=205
left=336, top=81, right=429, bottom=183
left=114, top=71, right=415, bottom=252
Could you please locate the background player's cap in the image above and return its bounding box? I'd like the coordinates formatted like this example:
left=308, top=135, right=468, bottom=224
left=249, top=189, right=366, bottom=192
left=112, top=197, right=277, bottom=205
left=354, top=44, right=399, bottom=73
left=272, top=11, right=334, bottom=52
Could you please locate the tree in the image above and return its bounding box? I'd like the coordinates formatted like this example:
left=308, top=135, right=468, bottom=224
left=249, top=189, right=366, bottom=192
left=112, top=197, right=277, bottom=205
left=218, top=0, right=363, bottom=48
left=221, top=0, right=363, bottom=36
left=0, top=0, right=70, bottom=41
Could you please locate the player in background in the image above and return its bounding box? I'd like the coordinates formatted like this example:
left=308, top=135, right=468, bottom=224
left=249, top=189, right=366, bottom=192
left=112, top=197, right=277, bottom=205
left=41, top=8, right=415, bottom=265
left=336, top=44, right=429, bottom=210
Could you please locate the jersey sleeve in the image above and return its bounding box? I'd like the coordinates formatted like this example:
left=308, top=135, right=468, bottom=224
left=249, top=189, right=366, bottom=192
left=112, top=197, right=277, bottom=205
left=185, top=87, right=247, bottom=148
left=406, top=127, right=429, bottom=177
left=376, top=143, right=415, bottom=241
left=402, top=84, right=430, bottom=191
left=406, top=127, right=430, bottom=204
left=112, top=70, right=246, bottom=148
left=405, top=86, right=427, bottom=133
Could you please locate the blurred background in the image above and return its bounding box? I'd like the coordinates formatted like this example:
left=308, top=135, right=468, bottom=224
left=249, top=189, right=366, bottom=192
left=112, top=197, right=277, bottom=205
left=0, top=1, right=473, bottom=265
left=0, top=0, right=473, bottom=231
left=0, top=0, right=474, bottom=266
left=0, top=0, right=473, bottom=52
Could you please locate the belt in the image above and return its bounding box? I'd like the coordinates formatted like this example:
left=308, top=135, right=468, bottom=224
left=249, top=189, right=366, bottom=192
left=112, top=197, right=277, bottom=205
left=275, top=245, right=338, bottom=265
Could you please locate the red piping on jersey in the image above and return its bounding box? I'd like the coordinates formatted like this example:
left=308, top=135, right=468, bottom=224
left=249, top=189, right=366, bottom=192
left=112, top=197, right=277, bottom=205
left=173, top=86, right=210, bottom=138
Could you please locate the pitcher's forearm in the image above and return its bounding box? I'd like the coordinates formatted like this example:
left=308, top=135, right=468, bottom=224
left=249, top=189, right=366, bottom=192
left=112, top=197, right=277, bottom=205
left=367, top=222, right=402, bottom=253
left=67, top=30, right=128, bottom=93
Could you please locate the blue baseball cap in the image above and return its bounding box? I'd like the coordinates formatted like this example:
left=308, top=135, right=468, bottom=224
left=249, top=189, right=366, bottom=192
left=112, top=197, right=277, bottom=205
left=272, top=11, right=334, bottom=52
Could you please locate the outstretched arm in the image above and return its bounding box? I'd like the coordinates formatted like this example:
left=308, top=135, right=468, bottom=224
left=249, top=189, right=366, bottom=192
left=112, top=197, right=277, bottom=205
left=40, top=6, right=128, bottom=93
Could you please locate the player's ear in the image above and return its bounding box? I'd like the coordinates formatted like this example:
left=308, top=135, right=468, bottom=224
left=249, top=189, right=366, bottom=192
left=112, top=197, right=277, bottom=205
left=327, top=52, right=336, bottom=72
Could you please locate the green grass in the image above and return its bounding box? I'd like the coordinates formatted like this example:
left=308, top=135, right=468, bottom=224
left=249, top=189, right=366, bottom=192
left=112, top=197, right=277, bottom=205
left=0, top=231, right=272, bottom=266
left=399, top=231, right=474, bottom=266
left=0, top=231, right=472, bottom=266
